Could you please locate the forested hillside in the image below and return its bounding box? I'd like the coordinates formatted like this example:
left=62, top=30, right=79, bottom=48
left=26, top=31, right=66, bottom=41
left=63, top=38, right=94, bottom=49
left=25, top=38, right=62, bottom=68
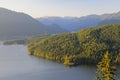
left=28, top=24, right=120, bottom=66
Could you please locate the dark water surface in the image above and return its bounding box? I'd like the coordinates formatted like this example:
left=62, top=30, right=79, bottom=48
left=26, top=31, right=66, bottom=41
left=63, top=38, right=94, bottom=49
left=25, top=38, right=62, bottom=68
left=0, top=43, right=119, bottom=80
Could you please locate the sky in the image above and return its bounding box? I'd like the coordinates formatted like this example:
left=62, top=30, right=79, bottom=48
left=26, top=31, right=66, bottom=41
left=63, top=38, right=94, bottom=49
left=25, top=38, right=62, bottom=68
left=0, top=0, right=120, bottom=18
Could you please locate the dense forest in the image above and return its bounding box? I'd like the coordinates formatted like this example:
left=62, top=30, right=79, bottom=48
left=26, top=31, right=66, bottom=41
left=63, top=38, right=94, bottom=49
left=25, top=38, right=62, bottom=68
left=28, top=24, right=120, bottom=66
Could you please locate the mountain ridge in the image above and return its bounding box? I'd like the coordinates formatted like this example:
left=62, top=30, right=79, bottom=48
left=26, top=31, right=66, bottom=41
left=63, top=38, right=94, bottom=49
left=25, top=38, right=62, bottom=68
left=0, top=7, right=68, bottom=40
left=37, top=11, right=120, bottom=31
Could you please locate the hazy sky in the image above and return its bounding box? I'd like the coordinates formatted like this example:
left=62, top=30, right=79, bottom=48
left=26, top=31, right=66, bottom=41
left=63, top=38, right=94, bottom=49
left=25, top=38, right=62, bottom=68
left=0, top=0, right=120, bottom=18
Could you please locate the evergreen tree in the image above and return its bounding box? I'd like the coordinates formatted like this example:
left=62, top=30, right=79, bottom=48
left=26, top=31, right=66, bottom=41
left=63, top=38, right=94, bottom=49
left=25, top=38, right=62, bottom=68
left=95, top=51, right=116, bottom=80
left=63, top=55, right=74, bottom=66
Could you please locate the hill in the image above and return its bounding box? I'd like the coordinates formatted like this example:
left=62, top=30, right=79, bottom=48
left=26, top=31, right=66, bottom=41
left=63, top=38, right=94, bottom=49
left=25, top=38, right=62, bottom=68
left=0, top=8, right=68, bottom=40
left=28, top=24, right=120, bottom=66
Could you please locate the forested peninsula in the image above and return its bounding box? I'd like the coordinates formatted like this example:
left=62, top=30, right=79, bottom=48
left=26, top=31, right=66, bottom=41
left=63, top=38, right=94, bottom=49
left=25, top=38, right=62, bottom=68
left=28, top=24, right=120, bottom=66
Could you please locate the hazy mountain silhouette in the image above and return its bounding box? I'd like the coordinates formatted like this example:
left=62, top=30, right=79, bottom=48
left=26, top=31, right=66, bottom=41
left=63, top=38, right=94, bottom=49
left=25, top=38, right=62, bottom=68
left=0, top=8, right=67, bottom=40
left=37, top=11, right=120, bottom=31
left=99, top=11, right=120, bottom=25
left=37, top=16, right=101, bottom=31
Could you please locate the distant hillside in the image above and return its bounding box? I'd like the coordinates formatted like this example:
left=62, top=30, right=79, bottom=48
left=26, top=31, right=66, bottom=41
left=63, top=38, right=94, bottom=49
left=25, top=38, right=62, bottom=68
left=37, top=11, right=120, bottom=31
left=37, top=16, right=101, bottom=31
left=0, top=8, right=68, bottom=40
left=28, top=24, right=120, bottom=66
left=99, top=12, right=120, bottom=25
left=44, top=24, right=68, bottom=34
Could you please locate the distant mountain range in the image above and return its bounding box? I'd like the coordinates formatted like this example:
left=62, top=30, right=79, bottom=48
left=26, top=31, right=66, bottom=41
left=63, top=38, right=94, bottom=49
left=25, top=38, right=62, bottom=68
left=0, top=7, right=120, bottom=40
left=0, top=8, right=67, bottom=40
left=37, top=11, right=120, bottom=31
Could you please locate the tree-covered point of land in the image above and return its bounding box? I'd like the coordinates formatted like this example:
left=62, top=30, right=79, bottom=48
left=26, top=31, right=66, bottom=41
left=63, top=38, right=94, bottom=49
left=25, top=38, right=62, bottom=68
left=28, top=24, right=120, bottom=66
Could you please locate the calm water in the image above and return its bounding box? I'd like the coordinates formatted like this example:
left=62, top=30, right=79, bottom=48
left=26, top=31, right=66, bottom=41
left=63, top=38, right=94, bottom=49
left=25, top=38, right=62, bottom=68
left=0, top=43, right=119, bottom=80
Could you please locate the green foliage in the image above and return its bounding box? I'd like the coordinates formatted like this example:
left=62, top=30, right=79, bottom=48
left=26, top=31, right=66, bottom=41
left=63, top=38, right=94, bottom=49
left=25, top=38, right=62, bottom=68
left=28, top=24, right=120, bottom=66
left=95, top=51, right=116, bottom=80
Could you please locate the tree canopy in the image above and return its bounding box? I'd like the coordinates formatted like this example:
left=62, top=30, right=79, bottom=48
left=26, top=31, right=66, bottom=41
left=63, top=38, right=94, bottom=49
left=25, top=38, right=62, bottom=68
left=28, top=24, right=120, bottom=66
